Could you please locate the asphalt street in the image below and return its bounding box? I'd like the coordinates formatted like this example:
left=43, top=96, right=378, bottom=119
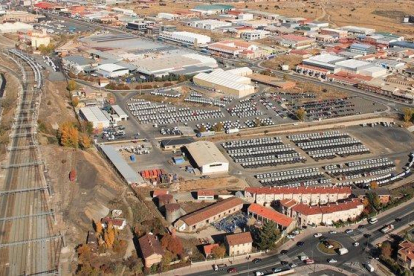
left=186, top=200, right=414, bottom=276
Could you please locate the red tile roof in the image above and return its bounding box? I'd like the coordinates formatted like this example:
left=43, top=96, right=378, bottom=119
left=248, top=203, right=293, bottom=228
left=245, top=186, right=352, bottom=195
left=138, top=233, right=164, bottom=258
left=225, top=232, right=253, bottom=246
left=291, top=199, right=362, bottom=216
left=280, top=199, right=298, bottom=208
left=179, top=197, right=244, bottom=226
left=399, top=240, right=414, bottom=261
left=101, top=217, right=125, bottom=227
left=198, top=190, right=215, bottom=197
left=281, top=34, right=314, bottom=42
left=153, top=190, right=169, bottom=197
left=203, top=243, right=219, bottom=255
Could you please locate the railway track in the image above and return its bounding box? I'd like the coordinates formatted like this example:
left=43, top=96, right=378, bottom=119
left=0, top=50, right=61, bottom=275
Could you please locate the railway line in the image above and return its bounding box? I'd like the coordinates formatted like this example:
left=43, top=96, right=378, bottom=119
left=0, top=49, right=61, bottom=275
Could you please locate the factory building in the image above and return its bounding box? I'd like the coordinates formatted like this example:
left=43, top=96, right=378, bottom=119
left=79, top=106, right=112, bottom=129
left=193, top=67, right=255, bottom=98
left=190, top=4, right=234, bottom=15
left=276, top=34, right=316, bottom=49
left=240, top=30, right=270, bottom=41
left=97, top=63, right=129, bottom=78
left=159, top=31, right=211, bottom=47
left=185, top=141, right=229, bottom=175
left=339, top=26, right=375, bottom=36
left=207, top=40, right=259, bottom=58
left=186, top=19, right=232, bottom=30
left=349, top=43, right=377, bottom=55
left=335, top=59, right=387, bottom=77
left=302, top=53, right=346, bottom=73
left=320, top=28, right=348, bottom=38
left=0, top=22, right=33, bottom=33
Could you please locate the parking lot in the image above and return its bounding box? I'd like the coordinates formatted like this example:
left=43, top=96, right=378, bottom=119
left=124, top=87, right=388, bottom=139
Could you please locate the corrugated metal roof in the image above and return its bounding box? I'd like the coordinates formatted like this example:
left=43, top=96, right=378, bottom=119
left=186, top=141, right=228, bottom=166
left=111, top=105, right=128, bottom=117
left=100, top=145, right=144, bottom=184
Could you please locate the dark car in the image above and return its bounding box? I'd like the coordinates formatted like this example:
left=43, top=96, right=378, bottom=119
left=280, top=249, right=288, bottom=255
left=253, top=258, right=262, bottom=264
left=297, top=241, right=305, bottom=247
left=364, top=233, right=372, bottom=238
left=358, top=224, right=365, bottom=229
left=281, top=261, right=288, bottom=265
left=227, top=268, right=237, bottom=273
left=395, top=217, right=402, bottom=222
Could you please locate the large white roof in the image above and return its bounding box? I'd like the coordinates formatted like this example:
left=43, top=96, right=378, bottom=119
left=335, top=59, right=371, bottom=69
left=98, top=63, right=128, bottom=72
left=80, top=106, right=109, bottom=123
left=186, top=141, right=228, bottom=166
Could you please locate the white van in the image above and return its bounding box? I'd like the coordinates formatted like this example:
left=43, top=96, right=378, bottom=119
left=364, top=263, right=375, bottom=272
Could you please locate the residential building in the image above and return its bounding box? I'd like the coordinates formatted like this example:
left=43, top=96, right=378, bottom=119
left=244, top=186, right=352, bottom=206
left=248, top=203, right=296, bottom=233
left=285, top=199, right=364, bottom=227
left=203, top=243, right=219, bottom=258
left=138, top=233, right=164, bottom=268
left=101, top=217, right=127, bottom=230
left=31, top=29, right=51, bottom=49
left=398, top=240, right=414, bottom=269
left=185, top=141, right=229, bottom=174
left=225, top=232, right=253, bottom=256
left=174, top=197, right=244, bottom=232
left=351, top=188, right=391, bottom=205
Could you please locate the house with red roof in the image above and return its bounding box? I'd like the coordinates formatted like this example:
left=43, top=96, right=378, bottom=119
left=203, top=243, right=219, bottom=257
left=197, top=190, right=215, bottom=201
left=225, top=232, right=253, bottom=256
left=398, top=240, right=414, bottom=269
left=286, top=199, right=363, bottom=227
left=244, top=186, right=352, bottom=206
left=101, top=217, right=127, bottom=230
left=138, top=233, right=164, bottom=268
left=248, top=203, right=296, bottom=233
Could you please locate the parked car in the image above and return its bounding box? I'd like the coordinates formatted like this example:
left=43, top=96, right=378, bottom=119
left=252, top=258, right=262, bottom=264
left=280, top=249, right=288, bottom=255
left=272, top=268, right=282, bottom=273
left=281, top=261, right=288, bottom=265
left=329, top=230, right=337, bottom=234
left=289, top=263, right=297, bottom=268
left=314, top=233, right=322, bottom=238
left=353, top=242, right=360, bottom=247
left=327, top=258, right=338, bottom=263
left=345, top=229, right=353, bottom=234
left=227, top=268, right=237, bottom=273
left=297, top=241, right=305, bottom=247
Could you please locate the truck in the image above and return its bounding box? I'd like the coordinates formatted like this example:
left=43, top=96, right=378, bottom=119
left=338, top=248, right=349, bottom=255
left=196, top=131, right=215, bottom=138
left=364, top=263, right=375, bottom=272
left=381, top=224, right=394, bottom=234
left=226, top=128, right=239, bottom=134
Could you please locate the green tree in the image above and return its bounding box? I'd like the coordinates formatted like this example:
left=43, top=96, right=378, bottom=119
left=255, top=221, right=280, bottom=250
left=367, top=192, right=381, bottom=210
left=381, top=241, right=392, bottom=259
left=296, top=108, right=306, bottom=121
left=161, top=251, right=174, bottom=271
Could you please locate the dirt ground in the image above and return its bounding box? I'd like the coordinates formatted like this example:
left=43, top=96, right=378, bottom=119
left=178, top=176, right=248, bottom=192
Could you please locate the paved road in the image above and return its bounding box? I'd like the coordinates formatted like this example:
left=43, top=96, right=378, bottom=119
left=184, top=200, right=414, bottom=276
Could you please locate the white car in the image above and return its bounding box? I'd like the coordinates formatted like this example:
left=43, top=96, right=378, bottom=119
left=353, top=242, right=360, bottom=247
left=329, top=230, right=337, bottom=234
left=328, top=259, right=338, bottom=263
left=314, top=233, right=322, bottom=238
left=289, top=263, right=297, bottom=268
left=287, top=235, right=295, bottom=239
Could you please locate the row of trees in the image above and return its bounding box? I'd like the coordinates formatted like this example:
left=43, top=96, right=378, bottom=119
left=58, top=122, right=92, bottom=149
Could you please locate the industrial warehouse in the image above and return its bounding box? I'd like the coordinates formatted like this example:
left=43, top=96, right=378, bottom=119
left=193, top=67, right=255, bottom=98
left=185, top=141, right=229, bottom=174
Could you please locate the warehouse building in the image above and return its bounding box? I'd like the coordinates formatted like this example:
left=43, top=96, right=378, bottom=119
left=335, top=59, right=387, bottom=77
left=100, top=145, right=145, bottom=185
left=185, top=141, right=229, bottom=174
left=160, top=137, right=195, bottom=151
left=97, top=63, right=129, bottom=78
left=193, top=67, right=255, bottom=98
left=320, top=28, right=348, bottom=38
left=339, top=26, right=375, bottom=36
left=302, top=53, right=346, bottom=73
left=79, top=106, right=111, bottom=129
left=174, top=197, right=243, bottom=232
left=276, top=34, right=316, bottom=49
left=0, top=22, right=33, bottom=33
left=240, top=30, right=270, bottom=41
left=159, top=31, right=211, bottom=47
left=349, top=43, right=376, bottom=55
left=186, top=19, right=232, bottom=30
left=207, top=40, right=259, bottom=58
left=191, top=4, right=234, bottom=15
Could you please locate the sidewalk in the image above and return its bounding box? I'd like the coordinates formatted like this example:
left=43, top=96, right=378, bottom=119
left=294, top=264, right=355, bottom=276
left=166, top=197, right=414, bottom=276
